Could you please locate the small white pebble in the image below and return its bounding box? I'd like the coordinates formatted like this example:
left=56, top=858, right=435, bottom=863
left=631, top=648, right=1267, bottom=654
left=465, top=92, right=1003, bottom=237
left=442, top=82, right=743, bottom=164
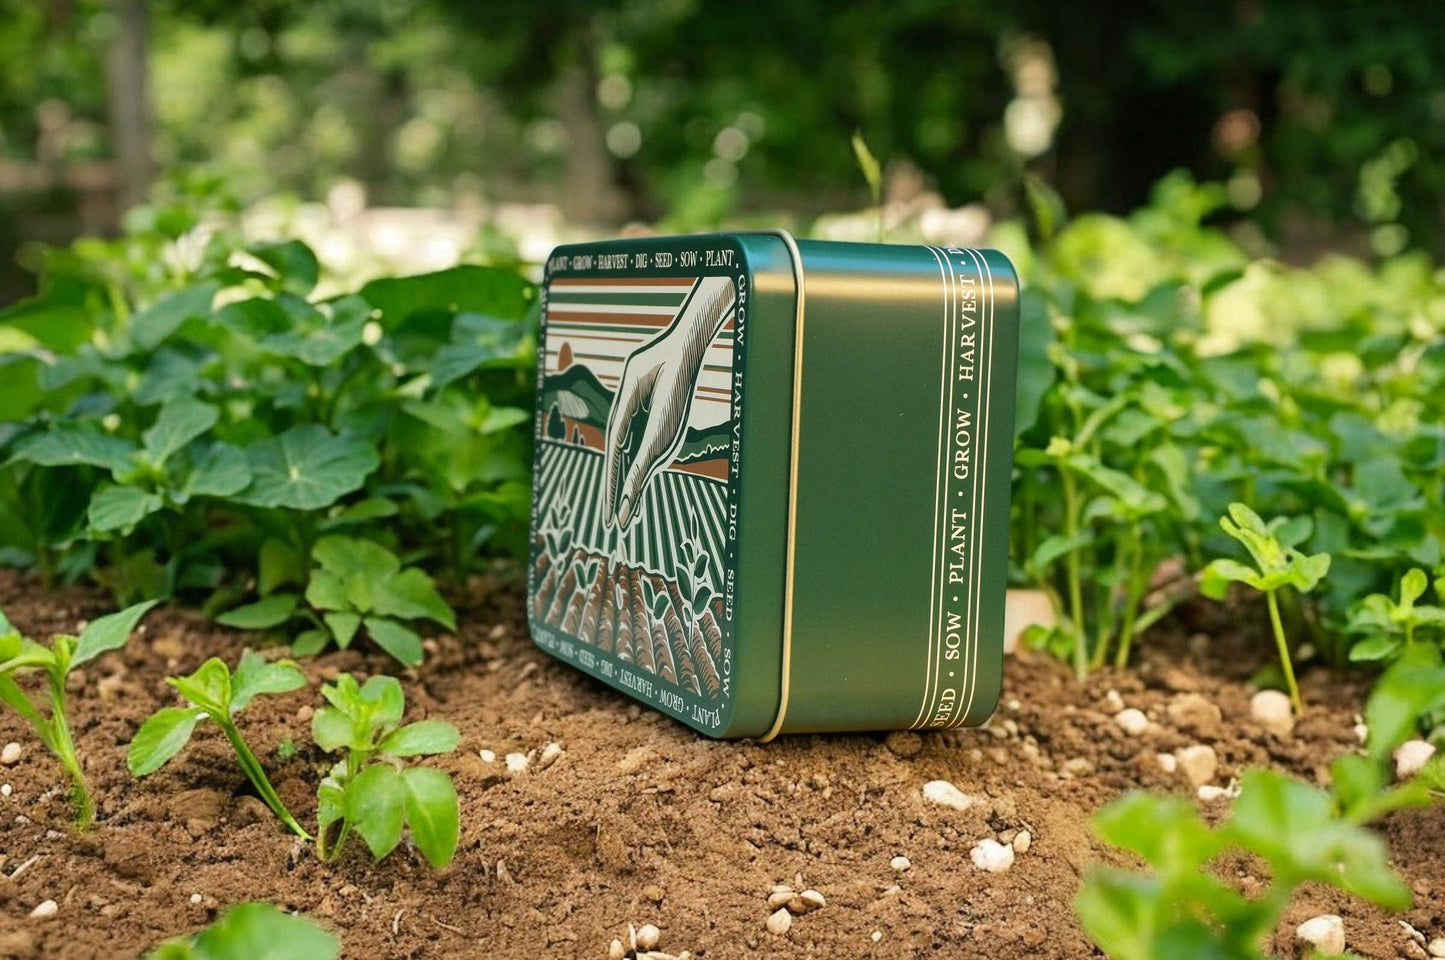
left=537, top=742, right=564, bottom=770
left=1427, top=936, right=1445, bottom=958
left=1, top=784, right=11, bottom=797
left=479, top=749, right=496, bottom=763
left=1156, top=752, right=1178, bottom=774
left=505, top=752, right=530, bottom=772
left=920, top=779, right=974, bottom=811
left=1197, top=785, right=1230, bottom=802
left=1394, top=739, right=1436, bottom=780
left=1354, top=720, right=1369, bottom=744
left=1295, top=914, right=1345, bottom=955
left=1103, top=689, right=1125, bottom=713
left=636, top=923, right=660, bottom=950
left=1012, top=830, right=1032, bottom=854
left=871, top=930, right=883, bottom=943
left=766, top=890, right=794, bottom=910
left=970, top=838, right=1015, bottom=873
left=608, top=939, right=625, bottom=960
left=1114, top=708, right=1151, bottom=736
left=1249, top=689, right=1294, bottom=737
left=1175, top=744, right=1219, bottom=787
left=189, top=893, right=202, bottom=905
left=798, top=889, right=826, bottom=911
left=29, top=900, right=57, bottom=919
left=1, top=742, right=20, bottom=765
left=766, top=908, right=792, bottom=936
left=889, top=855, right=911, bottom=872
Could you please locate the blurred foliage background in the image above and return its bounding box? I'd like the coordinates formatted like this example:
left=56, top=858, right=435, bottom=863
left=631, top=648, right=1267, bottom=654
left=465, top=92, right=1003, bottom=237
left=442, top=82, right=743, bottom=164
left=1, top=0, right=1443, bottom=300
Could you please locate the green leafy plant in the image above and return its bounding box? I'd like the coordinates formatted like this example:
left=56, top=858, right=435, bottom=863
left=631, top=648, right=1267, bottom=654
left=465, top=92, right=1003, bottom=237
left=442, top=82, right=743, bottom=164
left=144, top=901, right=338, bottom=960
left=1077, top=652, right=1443, bottom=960
left=1201, top=503, right=1332, bottom=712
left=128, top=651, right=311, bottom=840
left=0, top=600, right=155, bottom=827
left=1347, top=567, right=1445, bottom=663
left=219, top=535, right=455, bottom=666
left=312, top=674, right=460, bottom=867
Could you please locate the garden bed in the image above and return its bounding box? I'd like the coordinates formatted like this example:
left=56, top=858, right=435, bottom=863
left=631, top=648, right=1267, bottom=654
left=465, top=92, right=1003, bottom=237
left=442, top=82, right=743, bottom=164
left=0, top=568, right=1441, bottom=959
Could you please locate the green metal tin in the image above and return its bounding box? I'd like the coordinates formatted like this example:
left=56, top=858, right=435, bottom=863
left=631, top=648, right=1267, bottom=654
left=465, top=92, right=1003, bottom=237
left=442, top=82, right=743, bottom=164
left=527, top=232, right=1019, bottom=738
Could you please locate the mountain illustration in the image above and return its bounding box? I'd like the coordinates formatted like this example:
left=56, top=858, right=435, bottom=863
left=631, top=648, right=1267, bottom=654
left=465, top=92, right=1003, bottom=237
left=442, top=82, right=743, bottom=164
left=541, top=363, right=613, bottom=430
left=674, top=421, right=731, bottom=464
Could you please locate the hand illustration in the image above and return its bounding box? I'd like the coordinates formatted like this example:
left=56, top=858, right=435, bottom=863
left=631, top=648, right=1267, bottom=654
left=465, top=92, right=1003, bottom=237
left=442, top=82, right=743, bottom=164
left=604, top=276, right=736, bottom=529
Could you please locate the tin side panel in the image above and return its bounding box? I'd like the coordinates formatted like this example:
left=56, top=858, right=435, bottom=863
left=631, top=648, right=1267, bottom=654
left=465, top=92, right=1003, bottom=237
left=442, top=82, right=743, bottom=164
left=782, top=243, right=1019, bottom=733
left=529, top=237, right=751, bottom=736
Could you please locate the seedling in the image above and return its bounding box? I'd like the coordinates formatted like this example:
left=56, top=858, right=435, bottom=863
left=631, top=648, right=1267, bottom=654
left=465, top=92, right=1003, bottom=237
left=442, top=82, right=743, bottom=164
left=129, top=650, right=311, bottom=840
left=1200, top=503, right=1331, bottom=712
left=1347, top=567, right=1445, bottom=663
left=1078, top=655, right=1442, bottom=960
left=145, top=901, right=338, bottom=960
left=312, top=674, right=460, bottom=867
left=219, top=535, right=456, bottom=667
left=0, top=600, right=155, bottom=827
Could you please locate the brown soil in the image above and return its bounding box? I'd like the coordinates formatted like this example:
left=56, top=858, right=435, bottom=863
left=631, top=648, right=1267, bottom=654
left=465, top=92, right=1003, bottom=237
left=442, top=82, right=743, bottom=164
left=0, top=568, right=1441, bottom=960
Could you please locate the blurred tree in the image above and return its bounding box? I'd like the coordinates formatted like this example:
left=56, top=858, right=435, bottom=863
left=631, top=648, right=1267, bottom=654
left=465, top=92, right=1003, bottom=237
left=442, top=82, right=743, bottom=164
left=0, top=0, right=1442, bottom=261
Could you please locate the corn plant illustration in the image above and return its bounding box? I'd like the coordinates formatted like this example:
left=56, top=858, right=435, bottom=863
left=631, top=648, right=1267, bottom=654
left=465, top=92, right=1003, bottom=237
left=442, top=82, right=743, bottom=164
left=559, top=556, right=601, bottom=634
left=533, top=504, right=574, bottom=620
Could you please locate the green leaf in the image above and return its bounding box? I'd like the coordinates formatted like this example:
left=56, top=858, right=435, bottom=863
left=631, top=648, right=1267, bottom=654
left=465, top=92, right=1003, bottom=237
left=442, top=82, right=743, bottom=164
left=312, top=535, right=400, bottom=582
left=1030, top=531, right=1092, bottom=575
left=323, top=611, right=361, bottom=648
left=360, top=265, right=534, bottom=329
left=1347, top=635, right=1401, bottom=662
left=374, top=567, right=455, bottom=630
left=379, top=720, right=460, bottom=757
left=217, top=594, right=298, bottom=631
left=1075, top=869, right=1160, bottom=960
left=234, top=426, right=379, bottom=511
left=128, top=707, right=203, bottom=776
left=367, top=618, right=421, bottom=665
left=73, top=599, right=158, bottom=666
left=401, top=766, right=460, bottom=868
left=230, top=649, right=307, bottom=712
left=1364, top=651, right=1445, bottom=760
left=248, top=240, right=320, bottom=296
left=1093, top=792, right=1222, bottom=870
left=292, top=629, right=330, bottom=657
left=88, top=484, right=164, bottom=533
left=1199, top=558, right=1261, bottom=599
left=311, top=708, right=354, bottom=753
left=306, top=569, right=351, bottom=613
left=359, top=675, right=406, bottom=725
left=850, top=130, right=882, bottom=201
left=1400, top=568, right=1428, bottom=608
left=131, top=283, right=218, bottom=350
left=260, top=312, right=367, bottom=367
left=347, top=764, right=406, bottom=860
left=184, top=901, right=338, bottom=960
left=181, top=444, right=252, bottom=499
left=143, top=400, right=218, bottom=466
left=169, top=657, right=233, bottom=713
left=11, top=424, right=137, bottom=473
left=317, top=777, right=347, bottom=831
left=259, top=538, right=307, bottom=595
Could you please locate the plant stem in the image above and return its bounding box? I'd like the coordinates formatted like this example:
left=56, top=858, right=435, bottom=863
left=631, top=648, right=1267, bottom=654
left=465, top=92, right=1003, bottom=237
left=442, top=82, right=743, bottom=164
left=45, top=675, right=94, bottom=829
left=1113, top=533, right=1149, bottom=669
left=218, top=719, right=312, bottom=841
left=1062, top=469, right=1086, bottom=679
left=1265, top=589, right=1303, bottom=713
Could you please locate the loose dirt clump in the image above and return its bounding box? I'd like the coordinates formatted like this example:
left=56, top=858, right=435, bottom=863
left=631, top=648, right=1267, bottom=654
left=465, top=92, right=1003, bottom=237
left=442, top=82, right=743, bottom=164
left=0, top=567, right=1441, bottom=959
